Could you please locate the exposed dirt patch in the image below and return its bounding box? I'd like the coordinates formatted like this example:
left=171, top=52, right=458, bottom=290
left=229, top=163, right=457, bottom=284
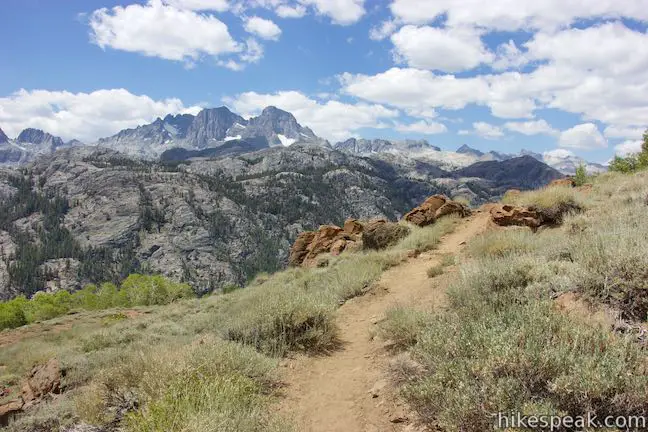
left=277, top=212, right=492, bottom=432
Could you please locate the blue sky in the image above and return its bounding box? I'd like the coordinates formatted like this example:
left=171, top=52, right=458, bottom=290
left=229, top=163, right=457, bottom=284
left=1, top=0, right=647, bottom=163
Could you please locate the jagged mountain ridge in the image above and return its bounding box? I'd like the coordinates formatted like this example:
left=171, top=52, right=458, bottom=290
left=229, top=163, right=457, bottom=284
left=0, top=128, right=82, bottom=165
left=0, top=105, right=606, bottom=175
left=97, top=106, right=326, bottom=158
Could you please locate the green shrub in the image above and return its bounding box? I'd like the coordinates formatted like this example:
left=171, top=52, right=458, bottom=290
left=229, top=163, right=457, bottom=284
left=574, top=163, right=588, bottom=186
left=609, top=129, right=648, bottom=173
left=23, top=290, right=72, bottom=322
left=0, top=296, right=28, bottom=330
left=0, top=275, right=195, bottom=330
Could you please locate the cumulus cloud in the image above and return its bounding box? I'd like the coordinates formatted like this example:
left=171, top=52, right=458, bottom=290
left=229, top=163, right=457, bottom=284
left=559, top=123, right=607, bottom=150
left=395, top=120, right=447, bottom=135
left=89, top=1, right=241, bottom=63
left=504, top=120, right=558, bottom=136
left=342, top=18, right=648, bottom=127
left=244, top=16, right=282, bottom=40
left=299, top=0, right=366, bottom=25
left=0, top=89, right=201, bottom=142
left=391, top=25, right=493, bottom=72
left=459, top=122, right=504, bottom=139
left=223, top=90, right=399, bottom=141
left=389, top=0, right=648, bottom=30
left=340, top=68, right=535, bottom=118
left=614, top=140, right=643, bottom=156
left=276, top=4, right=307, bottom=18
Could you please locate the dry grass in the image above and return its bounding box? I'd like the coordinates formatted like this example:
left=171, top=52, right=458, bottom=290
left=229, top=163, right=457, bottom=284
left=1, top=217, right=457, bottom=431
left=381, top=171, right=648, bottom=431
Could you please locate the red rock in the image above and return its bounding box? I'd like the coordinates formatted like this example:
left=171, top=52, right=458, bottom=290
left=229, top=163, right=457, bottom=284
left=490, top=204, right=542, bottom=230
left=288, top=231, right=316, bottom=266
left=549, top=178, right=576, bottom=188
left=22, top=358, right=62, bottom=405
left=343, top=218, right=363, bottom=235
left=403, top=195, right=447, bottom=227
left=0, top=399, right=23, bottom=427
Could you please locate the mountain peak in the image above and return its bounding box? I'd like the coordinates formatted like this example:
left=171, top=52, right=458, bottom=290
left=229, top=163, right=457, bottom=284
left=0, top=127, right=8, bottom=144
left=457, top=144, right=484, bottom=157
left=16, top=128, right=65, bottom=148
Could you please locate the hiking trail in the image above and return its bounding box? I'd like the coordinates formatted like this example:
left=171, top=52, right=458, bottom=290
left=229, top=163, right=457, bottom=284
left=277, top=210, right=492, bottom=432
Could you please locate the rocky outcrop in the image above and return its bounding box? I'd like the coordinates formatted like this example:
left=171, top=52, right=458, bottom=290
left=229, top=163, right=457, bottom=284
left=362, top=220, right=410, bottom=250
left=0, top=359, right=63, bottom=426
left=490, top=205, right=543, bottom=230
left=490, top=200, right=582, bottom=230
left=288, top=219, right=364, bottom=267
left=549, top=177, right=576, bottom=188
left=403, top=195, right=470, bottom=227
left=22, top=359, right=62, bottom=406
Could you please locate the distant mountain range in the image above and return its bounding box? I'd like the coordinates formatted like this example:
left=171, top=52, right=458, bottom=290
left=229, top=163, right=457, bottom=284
left=0, top=106, right=606, bottom=175
left=97, top=106, right=325, bottom=158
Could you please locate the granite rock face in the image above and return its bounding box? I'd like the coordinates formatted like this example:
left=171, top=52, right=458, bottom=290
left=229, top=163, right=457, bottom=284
left=0, top=145, right=457, bottom=299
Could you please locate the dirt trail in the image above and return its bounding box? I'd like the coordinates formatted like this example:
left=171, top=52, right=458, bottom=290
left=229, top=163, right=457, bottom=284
left=277, top=211, right=492, bottom=432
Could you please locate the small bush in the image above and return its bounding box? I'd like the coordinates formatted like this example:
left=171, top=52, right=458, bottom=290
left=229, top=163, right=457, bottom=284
left=574, top=164, right=588, bottom=187
left=426, top=265, right=444, bottom=278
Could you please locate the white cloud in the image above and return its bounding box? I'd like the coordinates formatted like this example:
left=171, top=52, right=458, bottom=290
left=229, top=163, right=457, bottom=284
left=395, top=120, right=447, bottom=135
left=604, top=126, right=646, bottom=140
left=492, top=40, right=528, bottom=71
left=391, top=25, right=493, bottom=72
left=525, top=23, right=648, bottom=78
left=89, top=0, right=240, bottom=63
left=389, top=0, right=648, bottom=30
left=223, top=90, right=399, bottom=141
left=559, top=123, right=607, bottom=150
left=299, top=0, right=366, bottom=25
left=340, top=68, right=534, bottom=118
left=276, top=4, right=306, bottom=18
left=459, top=122, right=504, bottom=139
left=0, top=89, right=201, bottom=142
left=614, top=140, right=643, bottom=156
left=163, top=0, right=229, bottom=11
left=369, top=19, right=398, bottom=41
left=504, top=119, right=558, bottom=136
left=341, top=20, right=648, bottom=125
left=244, top=16, right=282, bottom=40
left=340, top=68, right=489, bottom=111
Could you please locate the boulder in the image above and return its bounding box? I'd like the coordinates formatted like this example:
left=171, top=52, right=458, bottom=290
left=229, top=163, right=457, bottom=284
left=0, top=359, right=63, bottom=426
left=21, top=358, right=62, bottom=406
left=403, top=195, right=447, bottom=227
left=363, top=221, right=410, bottom=250
left=435, top=201, right=471, bottom=219
left=289, top=224, right=363, bottom=267
left=549, top=177, right=576, bottom=188
left=404, top=195, right=471, bottom=227
left=343, top=218, right=363, bottom=235
left=288, top=231, right=316, bottom=267
left=0, top=399, right=23, bottom=427
left=330, top=239, right=348, bottom=256
left=490, top=204, right=542, bottom=230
